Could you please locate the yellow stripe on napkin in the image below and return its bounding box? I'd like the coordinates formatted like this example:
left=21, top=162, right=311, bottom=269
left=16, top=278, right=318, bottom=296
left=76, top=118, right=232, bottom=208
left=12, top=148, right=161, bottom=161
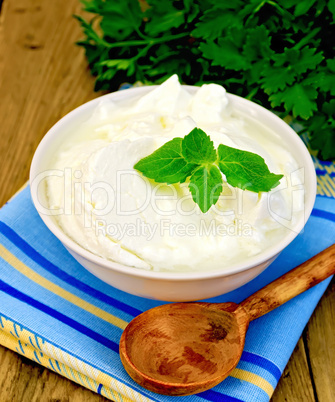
left=314, top=157, right=335, bottom=197
left=0, top=315, right=151, bottom=402
left=230, top=367, right=274, bottom=397
left=0, top=245, right=127, bottom=329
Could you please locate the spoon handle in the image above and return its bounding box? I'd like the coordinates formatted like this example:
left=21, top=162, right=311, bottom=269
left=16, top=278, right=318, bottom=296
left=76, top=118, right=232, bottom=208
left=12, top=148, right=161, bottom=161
left=240, top=244, right=335, bottom=321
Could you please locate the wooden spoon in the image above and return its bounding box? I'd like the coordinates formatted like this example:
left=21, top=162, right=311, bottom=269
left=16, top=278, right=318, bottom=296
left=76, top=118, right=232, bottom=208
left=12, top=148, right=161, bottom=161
left=119, top=244, right=335, bottom=396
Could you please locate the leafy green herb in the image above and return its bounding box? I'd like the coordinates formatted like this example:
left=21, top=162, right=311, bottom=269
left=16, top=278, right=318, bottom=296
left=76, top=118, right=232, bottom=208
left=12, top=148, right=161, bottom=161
left=217, top=144, right=283, bottom=192
left=75, top=0, right=335, bottom=160
left=182, top=127, right=217, bottom=164
left=133, top=138, right=197, bottom=184
left=134, top=128, right=283, bottom=213
left=188, top=165, right=223, bottom=214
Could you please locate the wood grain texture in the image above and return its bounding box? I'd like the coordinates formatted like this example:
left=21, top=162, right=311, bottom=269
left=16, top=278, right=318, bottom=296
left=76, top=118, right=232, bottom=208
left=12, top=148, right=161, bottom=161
left=120, top=302, right=247, bottom=396
left=0, top=0, right=101, bottom=208
left=304, top=277, right=335, bottom=402
left=271, top=337, right=316, bottom=402
left=271, top=278, right=335, bottom=402
left=241, top=244, right=335, bottom=321
left=0, top=345, right=109, bottom=402
left=0, top=0, right=334, bottom=401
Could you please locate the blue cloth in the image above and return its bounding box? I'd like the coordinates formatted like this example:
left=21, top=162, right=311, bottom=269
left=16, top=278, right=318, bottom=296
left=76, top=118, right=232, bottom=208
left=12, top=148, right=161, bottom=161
left=0, top=184, right=334, bottom=402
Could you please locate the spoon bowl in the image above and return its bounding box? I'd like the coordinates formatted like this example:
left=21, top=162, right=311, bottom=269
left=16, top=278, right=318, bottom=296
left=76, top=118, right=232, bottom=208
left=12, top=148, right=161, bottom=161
left=120, top=245, right=335, bottom=396
left=120, top=302, right=248, bottom=395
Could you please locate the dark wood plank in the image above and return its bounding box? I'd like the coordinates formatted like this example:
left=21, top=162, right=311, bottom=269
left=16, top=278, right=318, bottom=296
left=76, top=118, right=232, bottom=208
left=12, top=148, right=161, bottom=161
left=271, top=338, right=316, bottom=402
left=304, top=277, right=335, bottom=402
left=0, top=0, right=101, bottom=208
left=0, top=345, right=110, bottom=402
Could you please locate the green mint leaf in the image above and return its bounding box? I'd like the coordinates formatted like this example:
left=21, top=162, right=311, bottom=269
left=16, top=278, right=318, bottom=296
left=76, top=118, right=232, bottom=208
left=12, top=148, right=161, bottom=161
left=135, top=128, right=284, bottom=212
left=182, top=128, right=217, bottom=164
left=188, top=165, right=223, bottom=213
left=218, top=144, right=283, bottom=192
left=134, top=138, right=198, bottom=184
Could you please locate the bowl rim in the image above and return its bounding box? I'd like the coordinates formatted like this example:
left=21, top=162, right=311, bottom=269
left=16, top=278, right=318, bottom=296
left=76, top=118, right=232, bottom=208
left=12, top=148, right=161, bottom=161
left=29, top=84, right=317, bottom=281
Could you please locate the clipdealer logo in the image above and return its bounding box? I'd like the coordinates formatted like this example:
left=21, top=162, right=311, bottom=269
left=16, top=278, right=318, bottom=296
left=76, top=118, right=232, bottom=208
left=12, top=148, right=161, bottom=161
left=30, top=166, right=306, bottom=234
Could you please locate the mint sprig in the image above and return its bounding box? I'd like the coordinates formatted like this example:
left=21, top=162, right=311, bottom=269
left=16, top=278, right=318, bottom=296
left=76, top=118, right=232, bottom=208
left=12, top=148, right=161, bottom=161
left=217, top=144, right=283, bottom=193
left=182, top=127, right=217, bottom=164
left=133, top=137, right=198, bottom=184
left=134, top=128, right=283, bottom=213
left=189, top=165, right=223, bottom=214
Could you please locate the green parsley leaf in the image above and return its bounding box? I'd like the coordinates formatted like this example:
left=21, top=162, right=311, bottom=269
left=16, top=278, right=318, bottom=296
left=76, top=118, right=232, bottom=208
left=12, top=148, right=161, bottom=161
left=182, top=128, right=217, bottom=164
left=311, top=127, right=335, bottom=160
left=133, top=138, right=198, bottom=184
left=269, top=83, right=318, bottom=119
left=273, top=47, right=324, bottom=76
left=77, top=0, right=335, bottom=159
left=200, top=38, right=250, bottom=71
left=192, top=8, right=242, bottom=41
left=261, top=47, right=324, bottom=95
left=303, top=68, right=335, bottom=96
left=189, top=165, right=223, bottom=213
left=217, top=144, right=283, bottom=192
left=329, top=0, right=335, bottom=21
left=306, top=112, right=335, bottom=160
left=261, top=67, right=296, bottom=93
left=243, top=26, right=273, bottom=61
left=144, top=1, right=185, bottom=36
left=293, top=0, right=317, bottom=16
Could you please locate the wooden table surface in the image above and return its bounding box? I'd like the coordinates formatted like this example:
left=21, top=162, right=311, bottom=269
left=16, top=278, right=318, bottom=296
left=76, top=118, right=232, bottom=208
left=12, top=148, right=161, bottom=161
left=0, top=1, right=334, bottom=401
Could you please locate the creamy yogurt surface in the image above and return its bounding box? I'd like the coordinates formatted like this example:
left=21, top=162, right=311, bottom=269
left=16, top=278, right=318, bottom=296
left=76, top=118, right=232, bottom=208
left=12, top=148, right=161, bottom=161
left=46, top=75, right=304, bottom=272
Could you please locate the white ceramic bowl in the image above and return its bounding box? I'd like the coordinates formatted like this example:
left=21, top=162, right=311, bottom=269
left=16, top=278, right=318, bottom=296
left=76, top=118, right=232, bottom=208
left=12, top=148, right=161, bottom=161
left=30, top=86, right=316, bottom=301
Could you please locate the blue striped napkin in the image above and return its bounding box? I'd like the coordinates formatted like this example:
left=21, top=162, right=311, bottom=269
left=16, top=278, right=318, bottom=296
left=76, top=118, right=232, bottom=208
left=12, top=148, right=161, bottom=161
left=0, top=156, right=334, bottom=402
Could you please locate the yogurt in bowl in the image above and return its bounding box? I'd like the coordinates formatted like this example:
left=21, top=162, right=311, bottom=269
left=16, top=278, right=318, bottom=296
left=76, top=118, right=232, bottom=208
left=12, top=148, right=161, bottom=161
left=30, top=75, right=316, bottom=301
